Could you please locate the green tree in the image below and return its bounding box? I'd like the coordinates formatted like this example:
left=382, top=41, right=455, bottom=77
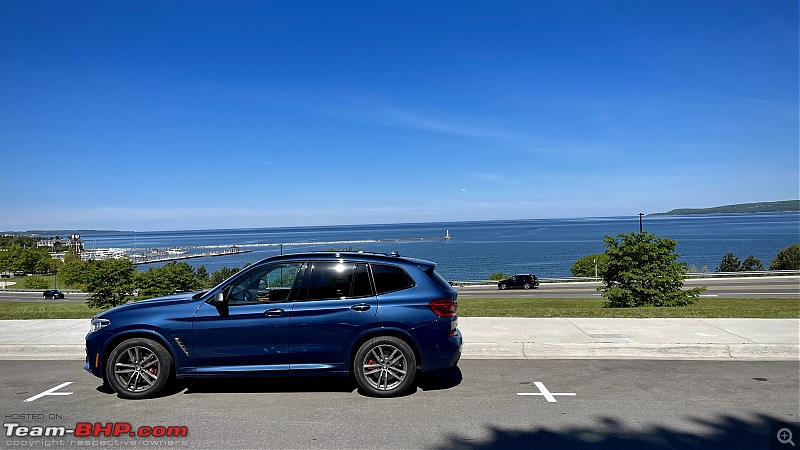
left=196, top=265, right=209, bottom=282
left=86, top=259, right=136, bottom=309
left=58, top=254, right=89, bottom=290
left=717, top=253, right=741, bottom=272
left=740, top=255, right=764, bottom=272
left=769, top=244, right=800, bottom=270
left=23, top=274, right=49, bottom=289
left=488, top=272, right=505, bottom=280
left=136, top=262, right=203, bottom=300
left=208, top=266, right=241, bottom=287
left=599, top=232, right=705, bottom=308
left=570, top=253, right=609, bottom=277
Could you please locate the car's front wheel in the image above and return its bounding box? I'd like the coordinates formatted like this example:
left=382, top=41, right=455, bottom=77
left=105, top=338, right=173, bottom=399
left=354, top=336, right=417, bottom=397
left=498, top=284, right=507, bottom=290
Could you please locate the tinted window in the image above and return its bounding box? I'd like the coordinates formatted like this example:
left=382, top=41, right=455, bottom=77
left=304, top=262, right=373, bottom=301
left=425, top=267, right=453, bottom=292
left=226, top=262, right=302, bottom=305
left=371, top=264, right=414, bottom=295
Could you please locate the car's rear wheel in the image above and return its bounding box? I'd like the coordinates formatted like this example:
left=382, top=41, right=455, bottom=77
left=106, top=338, right=172, bottom=399
left=523, top=283, right=531, bottom=289
left=354, top=336, right=416, bottom=397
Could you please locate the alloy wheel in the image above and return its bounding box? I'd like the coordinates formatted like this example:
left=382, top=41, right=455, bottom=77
left=112, top=345, right=161, bottom=393
left=361, top=343, right=408, bottom=391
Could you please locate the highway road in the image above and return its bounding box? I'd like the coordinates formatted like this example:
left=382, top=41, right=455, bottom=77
left=0, top=276, right=797, bottom=303
left=1, top=359, right=796, bottom=449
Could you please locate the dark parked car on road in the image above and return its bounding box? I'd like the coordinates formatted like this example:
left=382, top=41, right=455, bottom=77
left=43, top=289, right=65, bottom=299
left=497, top=274, right=539, bottom=290
left=85, top=252, right=461, bottom=399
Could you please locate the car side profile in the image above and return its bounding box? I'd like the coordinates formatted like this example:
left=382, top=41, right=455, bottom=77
left=497, top=274, right=539, bottom=290
left=85, top=252, right=461, bottom=399
left=43, top=289, right=65, bottom=299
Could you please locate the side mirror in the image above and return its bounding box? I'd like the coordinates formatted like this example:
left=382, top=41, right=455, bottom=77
left=211, top=292, right=225, bottom=305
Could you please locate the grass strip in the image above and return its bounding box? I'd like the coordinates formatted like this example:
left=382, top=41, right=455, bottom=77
left=0, top=302, right=102, bottom=320
left=458, top=297, right=800, bottom=318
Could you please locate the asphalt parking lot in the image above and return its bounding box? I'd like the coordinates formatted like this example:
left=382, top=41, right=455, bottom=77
left=1, top=359, right=797, bottom=449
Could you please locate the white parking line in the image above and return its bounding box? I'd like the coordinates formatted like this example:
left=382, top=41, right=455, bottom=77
left=517, top=381, right=576, bottom=403
left=25, top=382, right=73, bottom=402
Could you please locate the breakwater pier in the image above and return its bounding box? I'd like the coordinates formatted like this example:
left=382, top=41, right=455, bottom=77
left=108, top=232, right=453, bottom=266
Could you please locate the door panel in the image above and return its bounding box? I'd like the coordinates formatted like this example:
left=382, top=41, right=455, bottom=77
left=190, top=301, right=291, bottom=373
left=289, top=262, right=377, bottom=372
left=189, top=262, right=303, bottom=373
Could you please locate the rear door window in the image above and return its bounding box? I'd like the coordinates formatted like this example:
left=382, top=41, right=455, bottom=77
left=301, top=262, right=373, bottom=301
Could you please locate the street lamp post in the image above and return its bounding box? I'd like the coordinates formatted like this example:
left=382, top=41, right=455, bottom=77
left=639, top=213, right=644, bottom=233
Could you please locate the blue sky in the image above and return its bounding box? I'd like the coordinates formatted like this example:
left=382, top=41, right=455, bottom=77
left=1, top=1, right=797, bottom=231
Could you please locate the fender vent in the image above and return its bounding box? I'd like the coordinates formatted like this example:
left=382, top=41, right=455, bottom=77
left=174, top=338, right=190, bottom=356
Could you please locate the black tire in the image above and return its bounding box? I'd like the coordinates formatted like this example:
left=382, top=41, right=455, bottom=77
left=523, top=283, right=531, bottom=289
left=105, top=338, right=173, bottom=399
left=498, top=284, right=507, bottom=290
left=354, top=336, right=417, bottom=397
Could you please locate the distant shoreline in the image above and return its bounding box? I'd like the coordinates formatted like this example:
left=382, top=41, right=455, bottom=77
left=651, top=200, right=799, bottom=216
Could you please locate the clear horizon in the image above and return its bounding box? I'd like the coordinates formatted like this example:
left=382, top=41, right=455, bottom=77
left=6, top=207, right=799, bottom=235
left=2, top=1, right=797, bottom=232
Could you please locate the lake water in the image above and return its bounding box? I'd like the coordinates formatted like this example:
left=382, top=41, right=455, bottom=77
left=79, top=213, right=800, bottom=281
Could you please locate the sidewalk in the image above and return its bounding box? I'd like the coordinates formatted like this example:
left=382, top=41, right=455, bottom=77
left=0, top=318, right=797, bottom=360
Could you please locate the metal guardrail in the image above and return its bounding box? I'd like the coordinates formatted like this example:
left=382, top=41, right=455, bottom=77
left=450, top=270, right=800, bottom=287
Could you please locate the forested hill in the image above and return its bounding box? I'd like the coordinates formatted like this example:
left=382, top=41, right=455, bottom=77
left=652, top=200, right=800, bottom=216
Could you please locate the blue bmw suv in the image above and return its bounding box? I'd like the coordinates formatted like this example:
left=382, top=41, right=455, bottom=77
left=85, top=252, right=461, bottom=399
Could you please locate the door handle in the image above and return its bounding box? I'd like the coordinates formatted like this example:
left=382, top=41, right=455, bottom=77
left=350, top=304, right=371, bottom=312
left=264, top=308, right=284, bottom=317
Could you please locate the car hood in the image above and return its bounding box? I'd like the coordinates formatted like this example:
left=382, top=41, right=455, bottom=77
left=97, top=291, right=203, bottom=317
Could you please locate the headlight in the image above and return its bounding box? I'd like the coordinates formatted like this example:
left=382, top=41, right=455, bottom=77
left=90, top=318, right=110, bottom=333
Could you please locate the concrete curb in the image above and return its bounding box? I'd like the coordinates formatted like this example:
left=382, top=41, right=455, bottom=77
left=460, top=342, right=799, bottom=360
left=0, top=345, right=85, bottom=360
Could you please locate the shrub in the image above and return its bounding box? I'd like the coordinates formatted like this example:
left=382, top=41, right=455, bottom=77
left=571, top=253, right=609, bottom=277
left=769, top=244, right=800, bottom=270
left=23, top=275, right=49, bottom=289
left=600, top=232, right=705, bottom=308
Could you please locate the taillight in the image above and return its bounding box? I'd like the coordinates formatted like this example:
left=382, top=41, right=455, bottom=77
left=428, top=298, right=457, bottom=317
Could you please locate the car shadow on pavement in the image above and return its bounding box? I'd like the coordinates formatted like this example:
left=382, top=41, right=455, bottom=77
left=416, top=365, right=463, bottom=392
left=176, top=376, right=357, bottom=395
left=174, top=366, right=463, bottom=397
left=94, top=365, right=465, bottom=398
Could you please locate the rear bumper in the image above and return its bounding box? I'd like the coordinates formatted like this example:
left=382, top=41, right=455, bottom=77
left=417, top=326, right=462, bottom=372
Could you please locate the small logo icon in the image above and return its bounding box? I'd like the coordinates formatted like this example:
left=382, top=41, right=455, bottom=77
left=777, top=428, right=795, bottom=447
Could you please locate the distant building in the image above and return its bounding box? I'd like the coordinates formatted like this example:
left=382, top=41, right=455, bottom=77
left=37, top=238, right=69, bottom=248
left=81, top=248, right=127, bottom=261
